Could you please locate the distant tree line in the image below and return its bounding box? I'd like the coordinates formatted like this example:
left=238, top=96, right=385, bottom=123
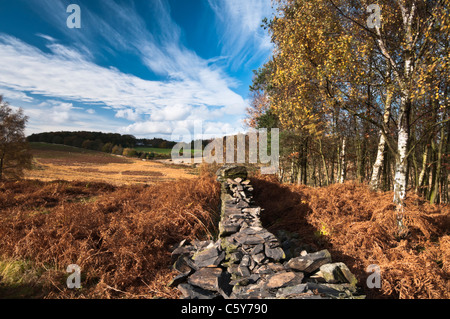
left=28, top=131, right=136, bottom=148
left=27, top=131, right=178, bottom=160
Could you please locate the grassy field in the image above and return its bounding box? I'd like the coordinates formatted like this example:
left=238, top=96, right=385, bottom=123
left=135, top=147, right=203, bottom=156
left=135, top=147, right=173, bottom=155
left=25, top=143, right=197, bottom=185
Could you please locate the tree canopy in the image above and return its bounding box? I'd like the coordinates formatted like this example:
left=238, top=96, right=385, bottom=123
left=0, top=96, right=32, bottom=180
left=247, top=0, right=449, bottom=210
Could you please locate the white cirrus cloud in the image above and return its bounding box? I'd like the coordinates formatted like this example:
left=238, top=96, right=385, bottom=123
left=0, top=0, right=275, bottom=138
left=0, top=34, right=247, bottom=124
left=208, top=0, right=274, bottom=70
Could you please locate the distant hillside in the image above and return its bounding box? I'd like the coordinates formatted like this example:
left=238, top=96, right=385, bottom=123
left=27, top=131, right=179, bottom=155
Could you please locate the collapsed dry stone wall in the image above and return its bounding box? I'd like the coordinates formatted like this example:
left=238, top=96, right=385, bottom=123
left=168, top=165, right=365, bottom=299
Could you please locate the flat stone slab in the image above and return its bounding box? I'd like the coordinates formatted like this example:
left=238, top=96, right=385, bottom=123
left=319, top=262, right=358, bottom=286
left=276, top=283, right=308, bottom=297
left=216, top=165, right=248, bottom=182
left=188, top=267, right=224, bottom=292
left=192, top=246, right=224, bottom=268
left=265, top=245, right=285, bottom=262
left=265, top=271, right=304, bottom=289
left=177, top=283, right=221, bottom=299
left=285, top=249, right=332, bottom=273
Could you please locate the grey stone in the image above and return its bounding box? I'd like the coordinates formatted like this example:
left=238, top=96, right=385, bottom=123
left=230, top=273, right=260, bottom=287
left=304, top=282, right=348, bottom=299
left=188, top=267, right=223, bottom=292
left=192, top=246, right=221, bottom=268
left=216, top=165, right=248, bottom=182
left=252, top=253, right=266, bottom=264
left=227, top=264, right=240, bottom=277
left=238, top=264, right=251, bottom=277
left=177, top=283, right=221, bottom=299
left=219, top=221, right=241, bottom=236
left=230, top=283, right=265, bottom=299
left=319, top=262, right=358, bottom=286
left=254, top=264, right=273, bottom=274
left=236, top=200, right=250, bottom=208
left=171, top=245, right=193, bottom=262
left=265, top=245, right=285, bottom=262
left=173, top=255, right=197, bottom=273
left=239, top=227, right=261, bottom=236
left=250, top=244, right=264, bottom=256
left=228, top=214, right=246, bottom=219
left=229, top=250, right=244, bottom=264
left=217, top=270, right=233, bottom=299
left=240, top=255, right=251, bottom=267
left=286, top=249, right=332, bottom=273
left=193, top=240, right=215, bottom=251
left=267, top=263, right=286, bottom=272
left=168, top=272, right=191, bottom=288
left=234, top=177, right=243, bottom=183
left=276, top=284, right=308, bottom=298
left=242, top=207, right=261, bottom=217
left=235, top=234, right=265, bottom=245
left=248, top=256, right=256, bottom=271
left=265, top=271, right=304, bottom=289
left=171, top=239, right=189, bottom=253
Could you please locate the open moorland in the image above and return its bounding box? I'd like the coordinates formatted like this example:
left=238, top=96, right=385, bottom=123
left=24, top=143, right=197, bottom=185
left=0, top=149, right=448, bottom=299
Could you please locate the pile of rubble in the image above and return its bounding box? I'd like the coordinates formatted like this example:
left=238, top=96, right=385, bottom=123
left=168, top=165, right=365, bottom=299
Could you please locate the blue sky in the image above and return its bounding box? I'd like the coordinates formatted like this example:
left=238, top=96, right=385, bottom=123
left=0, top=0, right=273, bottom=140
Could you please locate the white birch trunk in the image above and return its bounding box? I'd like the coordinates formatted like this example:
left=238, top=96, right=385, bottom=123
left=393, top=95, right=411, bottom=236
left=370, top=88, right=393, bottom=190
left=393, top=121, right=408, bottom=206
left=393, top=1, right=415, bottom=214
left=339, top=137, right=346, bottom=183
left=370, top=134, right=387, bottom=190
left=416, top=143, right=429, bottom=192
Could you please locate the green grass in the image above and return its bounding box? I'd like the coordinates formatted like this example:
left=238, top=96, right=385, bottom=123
left=135, top=147, right=173, bottom=155
left=136, top=147, right=203, bottom=156
left=0, top=258, right=48, bottom=299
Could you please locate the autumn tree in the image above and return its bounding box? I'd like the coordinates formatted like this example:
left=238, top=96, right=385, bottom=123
left=259, top=0, right=449, bottom=214
left=0, top=95, right=32, bottom=180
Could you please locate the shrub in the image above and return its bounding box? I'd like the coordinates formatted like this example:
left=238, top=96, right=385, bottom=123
left=122, top=148, right=137, bottom=157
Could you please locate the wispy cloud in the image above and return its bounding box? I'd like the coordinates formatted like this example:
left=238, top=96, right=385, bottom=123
left=0, top=33, right=246, bottom=111
left=0, top=0, right=273, bottom=138
left=208, top=0, right=274, bottom=70
left=0, top=87, right=34, bottom=102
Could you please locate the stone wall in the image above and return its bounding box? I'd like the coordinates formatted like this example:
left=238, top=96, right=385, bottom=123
left=168, top=165, right=365, bottom=299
